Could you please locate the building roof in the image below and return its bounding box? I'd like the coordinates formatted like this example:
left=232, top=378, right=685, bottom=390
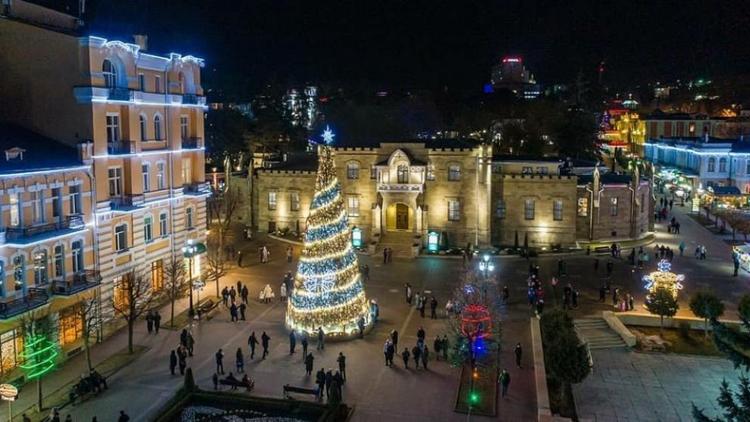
left=577, top=173, right=636, bottom=185
left=257, top=152, right=318, bottom=172
left=709, top=186, right=742, bottom=196
left=374, top=148, right=427, bottom=166
left=646, top=136, right=738, bottom=147
left=0, top=124, right=82, bottom=175
left=492, top=154, right=598, bottom=168
left=333, top=138, right=480, bottom=150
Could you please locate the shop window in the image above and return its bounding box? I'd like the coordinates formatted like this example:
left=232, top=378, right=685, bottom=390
left=151, top=260, right=164, bottom=291
left=58, top=306, right=83, bottom=346
left=0, top=329, right=23, bottom=376
left=113, top=274, right=132, bottom=310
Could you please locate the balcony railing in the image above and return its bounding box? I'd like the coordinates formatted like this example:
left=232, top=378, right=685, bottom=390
left=181, top=137, right=203, bottom=149
left=51, top=271, right=101, bottom=296
left=377, top=183, right=424, bottom=193
left=184, top=182, right=210, bottom=195
left=0, top=288, right=49, bottom=319
left=108, top=87, right=133, bottom=101
left=5, top=215, right=84, bottom=242
left=108, top=140, right=135, bottom=155
left=182, top=93, right=199, bottom=104
left=110, top=194, right=145, bottom=210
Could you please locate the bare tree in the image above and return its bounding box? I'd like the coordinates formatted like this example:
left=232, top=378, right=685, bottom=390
left=75, top=296, right=100, bottom=373
left=162, top=256, right=186, bottom=327
left=208, top=186, right=240, bottom=262
left=19, top=310, right=54, bottom=411
left=112, top=272, right=155, bottom=354
left=205, top=251, right=228, bottom=298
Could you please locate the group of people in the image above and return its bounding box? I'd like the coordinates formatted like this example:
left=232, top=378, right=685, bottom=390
left=169, top=328, right=196, bottom=376
left=382, top=247, right=394, bottom=263
left=403, top=283, right=440, bottom=319
left=609, top=287, right=635, bottom=312
left=526, top=273, right=546, bottom=317
left=145, top=310, right=162, bottom=334
left=221, top=282, right=250, bottom=306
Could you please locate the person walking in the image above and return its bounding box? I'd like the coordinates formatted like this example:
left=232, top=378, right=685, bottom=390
left=325, top=369, right=333, bottom=399
left=241, top=285, right=249, bottom=304
left=315, top=368, right=326, bottom=401
left=146, top=310, right=154, bottom=334
left=502, top=285, right=509, bottom=304
left=391, top=329, right=399, bottom=351
left=169, top=350, right=177, bottom=375
left=412, top=345, right=421, bottom=369
left=337, top=352, right=347, bottom=381
left=362, top=264, right=370, bottom=281
left=301, top=332, right=309, bottom=357
left=186, top=332, right=194, bottom=356
left=383, top=339, right=392, bottom=366
left=305, top=353, right=314, bottom=376
left=430, top=296, right=438, bottom=319
left=404, top=283, right=412, bottom=304
left=500, top=369, right=511, bottom=398
left=514, top=343, right=523, bottom=368
left=317, top=327, right=325, bottom=350
left=422, top=346, right=429, bottom=370
left=442, top=335, right=449, bottom=360
left=237, top=249, right=243, bottom=267
left=383, top=247, right=388, bottom=264
left=239, top=303, right=246, bottom=320
left=289, top=331, right=297, bottom=354
left=215, top=349, right=225, bottom=374
left=261, top=331, right=271, bottom=359
left=229, top=287, right=237, bottom=303
left=280, top=282, right=287, bottom=302
left=178, top=347, right=187, bottom=375
left=248, top=332, right=258, bottom=359
left=236, top=348, right=244, bottom=373
left=419, top=296, right=426, bottom=318
left=287, top=245, right=293, bottom=263
left=230, top=303, right=238, bottom=322
left=679, top=240, right=685, bottom=257
left=433, top=336, right=442, bottom=361
left=357, top=316, right=365, bottom=338
left=401, top=347, right=411, bottom=368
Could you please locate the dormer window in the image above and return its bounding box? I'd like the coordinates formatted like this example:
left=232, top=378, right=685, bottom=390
left=5, top=147, right=25, bottom=161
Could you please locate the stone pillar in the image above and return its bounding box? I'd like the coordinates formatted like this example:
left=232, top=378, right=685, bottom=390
left=372, top=204, right=382, bottom=235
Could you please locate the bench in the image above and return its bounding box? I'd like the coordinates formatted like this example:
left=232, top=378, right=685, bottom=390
left=283, top=384, right=319, bottom=400
left=68, top=374, right=108, bottom=405
left=219, top=377, right=254, bottom=392
left=196, top=299, right=219, bottom=320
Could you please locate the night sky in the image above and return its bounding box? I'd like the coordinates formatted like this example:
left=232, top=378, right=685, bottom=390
left=78, top=0, right=750, bottom=94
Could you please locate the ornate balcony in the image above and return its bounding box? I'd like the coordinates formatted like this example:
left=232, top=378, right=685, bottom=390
left=51, top=271, right=101, bottom=296
left=5, top=215, right=85, bottom=242
left=108, top=87, right=133, bottom=101
left=107, top=140, right=135, bottom=155
left=0, top=288, right=49, bottom=319
left=184, top=182, right=210, bottom=196
left=377, top=183, right=423, bottom=193
left=110, top=194, right=145, bottom=211
left=181, top=137, right=203, bottom=149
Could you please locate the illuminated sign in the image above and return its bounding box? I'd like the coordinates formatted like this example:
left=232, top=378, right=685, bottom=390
left=352, top=227, right=362, bottom=248
left=427, top=231, right=439, bottom=252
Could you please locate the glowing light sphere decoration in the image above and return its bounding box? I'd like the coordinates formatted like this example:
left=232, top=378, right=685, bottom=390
left=286, top=127, right=371, bottom=338
left=461, top=304, right=492, bottom=340
left=643, top=259, right=684, bottom=304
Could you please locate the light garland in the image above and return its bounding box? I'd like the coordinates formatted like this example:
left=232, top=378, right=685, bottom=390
left=287, top=141, right=372, bottom=337
left=20, top=333, right=58, bottom=379
left=643, top=259, right=684, bottom=303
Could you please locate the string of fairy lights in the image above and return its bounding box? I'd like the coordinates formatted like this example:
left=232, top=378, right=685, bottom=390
left=286, top=131, right=372, bottom=338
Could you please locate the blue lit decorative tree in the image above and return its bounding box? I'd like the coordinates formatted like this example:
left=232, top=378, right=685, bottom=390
left=286, top=126, right=372, bottom=338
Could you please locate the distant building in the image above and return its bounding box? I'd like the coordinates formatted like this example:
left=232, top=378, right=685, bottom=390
left=490, top=56, right=541, bottom=99
left=283, top=86, right=318, bottom=129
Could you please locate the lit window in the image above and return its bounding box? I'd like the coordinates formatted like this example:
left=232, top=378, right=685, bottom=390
left=69, top=185, right=81, bottom=215
left=397, top=165, right=409, bottom=183
left=71, top=240, right=83, bottom=273
left=290, top=192, right=300, bottom=211
left=139, top=114, right=147, bottom=141
left=347, top=162, right=360, bottom=180
left=348, top=196, right=360, bottom=217
left=53, top=245, right=64, bottom=279
left=154, top=115, right=163, bottom=140
left=426, top=163, right=435, bottom=180
left=524, top=199, right=535, bottom=220
left=496, top=200, right=506, bottom=219
left=448, top=164, right=461, bottom=181
left=268, top=191, right=277, bottom=210
left=159, top=213, right=168, bottom=236
left=182, top=158, right=192, bottom=185
left=180, top=115, right=189, bottom=140
left=108, top=167, right=122, bottom=197
left=106, top=114, right=120, bottom=142
left=113, top=274, right=131, bottom=309
left=0, top=329, right=24, bottom=376
left=115, top=224, right=128, bottom=252
left=151, top=260, right=164, bottom=291
left=58, top=306, right=82, bottom=346
left=9, top=193, right=20, bottom=227
left=448, top=199, right=461, bottom=221
left=553, top=200, right=563, bottom=221
left=143, top=216, right=153, bottom=243
left=33, top=249, right=48, bottom=285
left=12, top=255, right=24, bottom=293
left=577, top=197, right=588, bottom=217
left=610, top=197, right=619, bottom=216
left=156, top=162, right=166, bottom=189
left=31, top=190, right=44, bottom=224
left=142, top=163, right=151, bottom=192
left=186, top=207, right=194, bottom=229
left=707, top=157, right=715, bottom=172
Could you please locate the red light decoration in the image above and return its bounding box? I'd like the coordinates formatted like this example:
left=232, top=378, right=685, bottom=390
left=461, top=304, right=492, bottom=339
left=502, top=56, right=522, bottom=63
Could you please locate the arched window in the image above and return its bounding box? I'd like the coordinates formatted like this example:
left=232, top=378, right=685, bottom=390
left=53, top=244, right=65, bottom=279
left=102, top=60, right=117, bottom=88
left=397, top=165, right=409, bottom=183
left=71, top=240, right=84, bottom=273
left=143, top=215, right=153, bottom=243
left=139, top=114, right=148, bottom=141
left=33, top=249, right=48, bottom=285
left=719, top=157, right=727, bottom=172
left=707, top=157, right=716, bottom=172
left=154, top=115, right=163, bottom=140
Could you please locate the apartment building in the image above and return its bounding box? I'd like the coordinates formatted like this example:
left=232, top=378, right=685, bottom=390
left=0, top=1, right=208, bottom=340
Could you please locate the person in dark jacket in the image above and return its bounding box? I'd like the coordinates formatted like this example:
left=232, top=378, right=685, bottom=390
left=305, top=353, right=314, bottom=376
left=401, top=347, right=411, bottom=368
left=248, top=332, right=258, bottom=359
left=289, top=331, right=297, bottom=354
left=261, top=331, right=271, bottom=359
left=169, top=350, right=177, bottom=375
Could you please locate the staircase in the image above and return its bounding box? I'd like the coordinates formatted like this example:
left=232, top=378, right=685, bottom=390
left=376, top=231, right=419, bottom=259
left=573, top=317, right=627, bottom=350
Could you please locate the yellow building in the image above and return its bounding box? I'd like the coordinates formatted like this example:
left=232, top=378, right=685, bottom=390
left=0, top=2, right=208, bottom=343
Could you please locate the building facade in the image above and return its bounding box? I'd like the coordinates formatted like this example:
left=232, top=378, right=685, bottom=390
left=0, top=0, right=208, bottom=355
left=254, top=141, right=653, bottom=249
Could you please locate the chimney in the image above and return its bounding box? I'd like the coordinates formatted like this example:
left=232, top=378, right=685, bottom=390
left=133, top=34, right=148, bottom=52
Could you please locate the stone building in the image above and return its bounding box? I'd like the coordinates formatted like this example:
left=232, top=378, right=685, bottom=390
left=253, top=141, right=654, bottom=250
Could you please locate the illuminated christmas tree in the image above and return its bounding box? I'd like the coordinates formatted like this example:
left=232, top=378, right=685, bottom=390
left=20, top=333, right=58, bottom=379
left=643, top=259, right=685, bottom=304
left=286, top=126, right=371, bottom=338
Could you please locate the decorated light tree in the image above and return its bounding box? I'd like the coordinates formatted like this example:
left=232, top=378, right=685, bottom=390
left=643, top=259, right=685, bottom=304
left=286, top=126, right=371, bottom=338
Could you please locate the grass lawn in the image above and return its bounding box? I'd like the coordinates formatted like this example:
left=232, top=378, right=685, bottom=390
left=454, top=361, right=498, bottom=416
left=14, top=345, right=148, bottom=421
left=162, top=296, right=221, bottom=330
left=630, top=325, right=722, bottom=356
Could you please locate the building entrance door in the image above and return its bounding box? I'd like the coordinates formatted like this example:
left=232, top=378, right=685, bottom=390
left=396, top=203, right=409, bottom=230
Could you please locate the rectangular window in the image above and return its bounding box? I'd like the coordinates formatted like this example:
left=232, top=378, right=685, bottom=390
left=155, top=75, right=161, bottom=93
left=290, top=192, right=300, bottom=211
left=31, top=190, right=44, bottom=224
left=180, top=116, right=189, bottom=140
left=143, top=216, right=153, bottom=242
left=113, top=274, right=131, bottom=310
left=610, top=197, right=619, bottom=216
left=448, top=199, right=461, bottom=221
left=577, top=197, right=589, bottom=217
left=156, top=162, right=166, bottom=189
left=59, top=306, right=83, bottom=346
left=108, top=167, right=122, bottom=197
left=52, top=188, right=62, bottom=219
left=9, top=193, right=20, bottom=227
left=186, top=208, right=194, bottom=229
left=106, top=114, right=120, bottom=142
left=71, top=240, right=83, bottom=273
left=115, top=224, right=128, bottom=252
left=448, top=165, right=461, bottom=181
left=348, top=196, right=360, bottom=217
left=347, top=163, right=359, bottom=180
left=426, top=164, right=435, bottom=181
left=553, top=199, right=563, bottom=221
left=495, top=200, right=506, bottom=219
left=182, top=158, right=192, bottom=185
left=0, top=329, right=23, bottom=376
left=142, top=163, right=151, bottom=192
left=151, top=260, right=164, bottom=291
left=138, top=73, right=145, bottom=91
left=524, top=199, right=535, bottom=220
left=268, top=191, right=277, bottom=210
left=53, top=245, right=64, bottom=279
left=69, top=185, right=81, bottom=215
left=159, top=213, right=168, bottom=236
left=370, top=165, right=377, bottom=180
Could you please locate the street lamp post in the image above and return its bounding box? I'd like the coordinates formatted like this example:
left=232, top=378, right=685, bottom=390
left=477, top=254, right=495, bottom=300
left=182, top=240, right=197, bottom=317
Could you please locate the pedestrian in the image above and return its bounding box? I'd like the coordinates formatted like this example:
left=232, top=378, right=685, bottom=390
left=412, top=345, right=421, bottom=369
left=215, top=348, right=225, bottom=374
left=612, top=288, right=620, bottom=307
left=317, top=327, right=325, bottom=350
left=383, top=338, right=392, bottom=366
left=212, top=373, right=219, bottom=390
left=236, top=348, right=244, bottom=373
left=315, top=368, right=326, bottom=401
left=628, top=293, right=634, bottom=311
left=417, top=326, right=426, bottom=342
left=237, top=280, right=242, bottom=293
left=383, top=247, right=388, bottom=264
left=337, top=352, right=346, bottom=381
left=500, top=369, right=511, bottom=398
left=154, top=311, right=161, bottom=333
left=261, top=331, right=271, bottom=359
left=305, top=353, right=314, bottom=376
left=287, top=245, right=293, bottom=263
left=178, top=348, right=187, bottom=375
left=118, top=411, right=130, bottom=422
left=333, top=371, right=344, bottom=400
left=362, top=264, right=370, bottom=281
left=237, top=249, right=243, bottom=267
left=186, top=332, right=194, bottom=356
left=221, top=287, right=229, bottom=306
left=239, top=303, right=246, bottom=320
left=230, top=303, right=238, bottom=322
left=169, top=350, right=177, bottom=375
left=289, top=330, right=297, bottom=354
left=502, top=285, right=509, bottom=303
left=404, top=283, right=412, bottom=304
left=433, top=336, right=442, bottom=361
left=514, top=343, right=522, bottom=368
left=391, top=329, right=399, bottom=351
left=430, top=296, right=438, bottom=319
left=248, top=332, right=258, bottom=359
left=357, top=316, right=365, bottom=338
left=301, top=332, right=309, bottom=356
left=442, top=335, right=449, bottom=360
left=280, top=282, right=287, bottom=302
left=230, top=286, right=237, bottom=303
left=422, top=346, right=429, bottom=370
left=241, top=285, right=249, bottom=304
left=146, top=310, right=153, bottom=334
left=401, top=347, right=411, bottom=368
left=325, top=369, right=333, bottom=399
left=419, top=297, right=426, bottom=318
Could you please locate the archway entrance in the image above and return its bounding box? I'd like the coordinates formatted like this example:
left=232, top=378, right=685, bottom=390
left=385, top=203, right=412, bottom=231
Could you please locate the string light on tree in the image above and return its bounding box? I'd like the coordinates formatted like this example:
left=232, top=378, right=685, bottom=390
left=286, top=125, right=371, bottom=338
left=20, top=333, right=58, bottom=379
left=643, top=259, right=684, bottom=304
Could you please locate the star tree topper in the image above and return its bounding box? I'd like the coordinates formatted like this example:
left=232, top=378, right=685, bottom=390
left=321, top=125, right=335, bottom=145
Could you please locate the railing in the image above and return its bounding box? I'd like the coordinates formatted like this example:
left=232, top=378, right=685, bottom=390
left=110, top=194, right=145, bottom=210
left=377, top=183, right=424, bottom=193
left=182, top=93, right=199, bottom=104
left=108, top=87, right=132, bottom=101
left=51, top=270, right=102, bottom=296
left=182, top=137, right=203, bottom=149
left=184, top=182, right=210, bottom=195
left=107, top=140, right=135, bottom=155
left=0, top=288, right=49, bottom=319
left=5, top=215, right=84, bottom=241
